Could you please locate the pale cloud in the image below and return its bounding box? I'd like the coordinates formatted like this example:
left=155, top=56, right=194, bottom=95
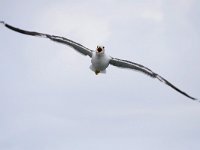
left=141, top=9, right=164, bottom=22
left=173, top=0, right=195, bottom=12
left=35, top=2, right=111, bottom=48
left=103, top=0, right=164, bottom=23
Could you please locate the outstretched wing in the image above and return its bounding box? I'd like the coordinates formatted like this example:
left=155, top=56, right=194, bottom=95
left=109, top=57, right=197, bottom=100
left=0, top=21, right=93, bottom=57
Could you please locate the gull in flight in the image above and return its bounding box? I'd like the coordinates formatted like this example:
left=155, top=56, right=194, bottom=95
left=0, top=21, right=197, bottom=100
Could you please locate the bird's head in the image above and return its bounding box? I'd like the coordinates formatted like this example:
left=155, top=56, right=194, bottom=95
left=96, top=45, right=105, bottom=54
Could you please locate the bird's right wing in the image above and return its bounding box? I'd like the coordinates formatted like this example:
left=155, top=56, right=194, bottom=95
left=0, top=21, right=93, bottom=57
left=110, top=57, right=197, bottom=100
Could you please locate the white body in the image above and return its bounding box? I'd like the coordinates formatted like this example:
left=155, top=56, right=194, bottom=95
left=90, top=51, right=111, bottom=73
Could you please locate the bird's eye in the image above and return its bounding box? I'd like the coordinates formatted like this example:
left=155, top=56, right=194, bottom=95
left=97, top=46, right=99, bottom=48
left=103, top=46, right=105, bottom=49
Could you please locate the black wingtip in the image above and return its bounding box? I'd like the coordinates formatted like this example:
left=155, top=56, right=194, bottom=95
left=187, top=96, right=199, bottom=102
left=186, top=94, right=198, bottom=101
left=193, top=98, right=199, bottom=102
left=191, top=97, right=198, bottom=101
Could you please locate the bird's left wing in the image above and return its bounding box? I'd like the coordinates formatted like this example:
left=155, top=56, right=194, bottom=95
left=109, top=57, right=197, bottom=100
left=0, top=21, right=93, bottom=57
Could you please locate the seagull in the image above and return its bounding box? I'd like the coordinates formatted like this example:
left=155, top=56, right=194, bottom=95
left=0, top=21, right=197, bottom=100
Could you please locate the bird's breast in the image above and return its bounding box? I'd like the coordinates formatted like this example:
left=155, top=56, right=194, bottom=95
left=91, top=53, right=110, bottom=71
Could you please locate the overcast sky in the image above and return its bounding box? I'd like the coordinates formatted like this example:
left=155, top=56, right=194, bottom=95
left=0, top=0, right=200, bottom=150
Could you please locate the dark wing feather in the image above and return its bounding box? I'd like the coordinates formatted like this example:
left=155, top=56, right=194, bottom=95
left=110, top=57, right=197, bottom=100
left=1, top=21, right=93, bottom=57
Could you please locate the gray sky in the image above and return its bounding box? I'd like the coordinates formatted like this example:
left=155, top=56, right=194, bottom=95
left=0, top=0, right=200, bottom=150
